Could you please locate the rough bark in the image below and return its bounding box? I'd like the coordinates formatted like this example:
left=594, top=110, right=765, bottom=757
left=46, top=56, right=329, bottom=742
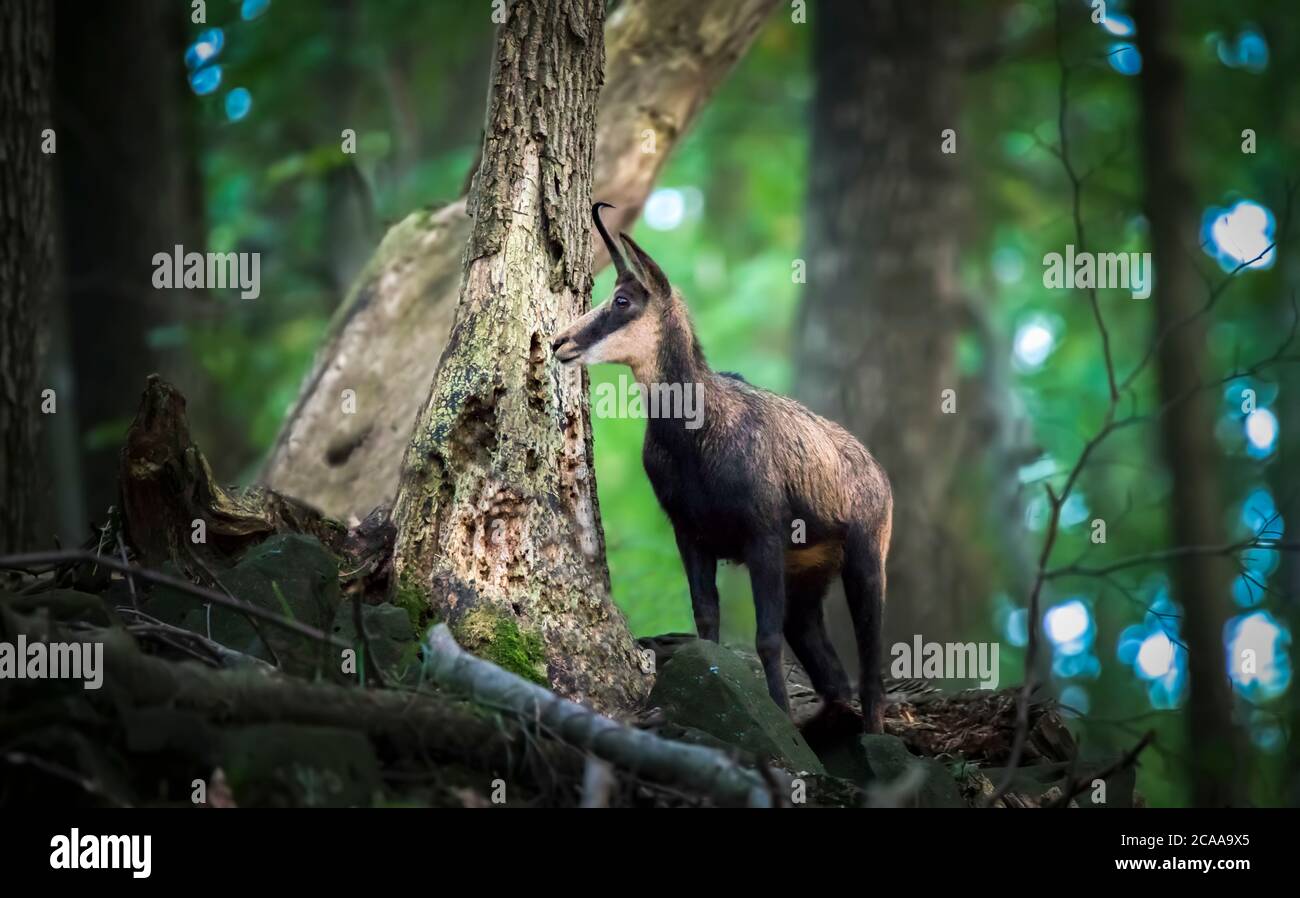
left=1134, top=0, right=1242, bottom=806
left=54, top=0, right=211, bottom=522
left=0, top=0, right=53, bottom=552
left=262, top=0, right=779, bottom=520
left=389, top=0, right=652, bottom=715
left=793, top=0, right=965, bottom=646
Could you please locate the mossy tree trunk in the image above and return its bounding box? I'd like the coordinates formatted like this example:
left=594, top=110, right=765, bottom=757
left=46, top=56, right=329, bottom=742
left=390, top=0, right=652, bottom=713
left=0, top=0, right=53, bottom=551
left=261, top=0, right=779, bottom=521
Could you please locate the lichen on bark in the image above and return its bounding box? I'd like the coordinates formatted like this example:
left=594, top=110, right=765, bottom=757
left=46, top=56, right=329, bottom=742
left=390, top=0, right=653, bottom=714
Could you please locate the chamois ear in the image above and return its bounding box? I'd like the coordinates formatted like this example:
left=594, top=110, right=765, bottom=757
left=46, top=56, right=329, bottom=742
left=618, top=232, right=672, bottom=298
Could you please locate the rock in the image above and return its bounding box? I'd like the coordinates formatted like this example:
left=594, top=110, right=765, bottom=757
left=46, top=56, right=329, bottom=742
left=860, top=734, right=966, bottom=807
left=143, top=533, right=343, bottom=678
left=648, top=639, right=825, bottom=775
left=332, top=602, right=421, bottom=685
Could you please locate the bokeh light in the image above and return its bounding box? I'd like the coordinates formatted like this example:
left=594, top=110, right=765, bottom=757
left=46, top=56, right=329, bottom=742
left=225, top=88, right=253, bottom=122
left=1244, top=408, right=1278, bottom=457
left=1107, top=43, right=1142, bottom=76
left=644, top=188, right=686, bottom=231
left=189, top=65, right=223, bottom=97
left=1013, top=316, right=1056, bottom=371
left=1202, top=200, right=1276, bottom=271
left=1226, top=611, right=1291, bottom=700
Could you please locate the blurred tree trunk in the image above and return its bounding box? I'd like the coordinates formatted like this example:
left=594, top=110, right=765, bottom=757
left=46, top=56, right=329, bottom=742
left=1134, top=0, right=1242, bottom=807
left=390, top=0, right=651, bottom=714
left=262, top=0, right=779, bottom=520
left=0, top=0, right=54, bottom=552
left=323, top=0, right=374, bottom=298
left=794, top=0, right=966, bottom=647
left=1255, top=5, right=1300, bottom=810
left=54, top=0, right=211, bottom=526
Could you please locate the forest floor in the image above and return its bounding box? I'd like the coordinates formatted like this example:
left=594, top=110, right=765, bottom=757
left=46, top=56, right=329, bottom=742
left=0, top=379, right=1140, bottom=808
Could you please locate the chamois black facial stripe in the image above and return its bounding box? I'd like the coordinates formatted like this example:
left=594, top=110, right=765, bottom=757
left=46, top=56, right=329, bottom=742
left=571, top=304, right=624, bottom=348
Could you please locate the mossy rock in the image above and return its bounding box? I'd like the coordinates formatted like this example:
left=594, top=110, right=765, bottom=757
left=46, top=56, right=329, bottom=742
left=860, top=734, right=966, bottom=808
left=143, top=534, right=343, bottom=678
left=648, top=639, right=824, bottom=775
left=220, top=724, right=381, bottom=807
left=332, top=602, right=421, bottom=686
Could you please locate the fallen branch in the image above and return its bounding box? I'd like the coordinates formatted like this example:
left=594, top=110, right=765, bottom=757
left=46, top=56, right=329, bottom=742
left=423, top=624, right=778, bottom=808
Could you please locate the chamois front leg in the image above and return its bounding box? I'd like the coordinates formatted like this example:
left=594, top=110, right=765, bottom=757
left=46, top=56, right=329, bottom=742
left=745, top=535, right=789, bottom=713
left=674, top=530, right=720, bottom=642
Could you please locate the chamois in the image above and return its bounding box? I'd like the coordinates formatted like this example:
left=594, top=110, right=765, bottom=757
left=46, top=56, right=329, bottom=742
left=552, top=203, right=893, bottom=732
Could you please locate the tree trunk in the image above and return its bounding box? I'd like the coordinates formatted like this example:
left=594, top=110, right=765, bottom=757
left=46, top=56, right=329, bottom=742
left=1134, top=0, right=1242, bottom=807
left=793, top=0, right=965, bottom=647
left=0, top=0, right=53, bottom=552
left=389, top=0, right=653, bottom=714
left=54, top=0, right=210, bottom=523
left=262, top=0, right=779, bottom=520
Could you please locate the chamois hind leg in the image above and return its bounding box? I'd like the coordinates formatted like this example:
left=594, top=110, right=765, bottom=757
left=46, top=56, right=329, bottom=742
left=783, top=573, right=851, bottom=704
left=842, top=524, right=887, bottom=734
left=745, top=536, right=790, bottom=713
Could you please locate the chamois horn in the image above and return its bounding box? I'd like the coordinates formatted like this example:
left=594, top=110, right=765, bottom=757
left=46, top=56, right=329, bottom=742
left=592, top=202, right=631, bottom=279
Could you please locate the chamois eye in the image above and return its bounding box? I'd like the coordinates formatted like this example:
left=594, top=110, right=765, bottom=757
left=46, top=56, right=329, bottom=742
left=614, top=295, right=630, bottom=309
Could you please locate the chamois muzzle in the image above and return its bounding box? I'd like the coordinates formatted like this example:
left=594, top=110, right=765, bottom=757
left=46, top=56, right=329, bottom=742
left=551, top=331, right=582, bottom=364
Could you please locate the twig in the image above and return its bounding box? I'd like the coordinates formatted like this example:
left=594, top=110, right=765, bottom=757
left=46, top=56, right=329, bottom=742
left=1045, top=730, right=1155, bottom=808
left=0, top=549, right=350, bottom=652
left=115, top=533, right=137, bottom=609
left=1048, top=538, right=1300, bottom=581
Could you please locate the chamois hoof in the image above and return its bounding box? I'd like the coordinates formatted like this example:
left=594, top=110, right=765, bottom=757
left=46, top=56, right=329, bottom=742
left=798, top=699, right=865, bottom=752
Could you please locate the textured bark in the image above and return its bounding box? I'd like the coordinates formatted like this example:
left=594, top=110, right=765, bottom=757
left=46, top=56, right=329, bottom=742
left=1134, top=0, right=1242, bottom=806
left=390, top=0, right=652, bottom=714
left=0, top=0, right=53, bottom=551
left=54, top=0, right=210, bottom=522
left=262, top=0, right=779, bottom=520
left=793, top=0, right=965, bottom=646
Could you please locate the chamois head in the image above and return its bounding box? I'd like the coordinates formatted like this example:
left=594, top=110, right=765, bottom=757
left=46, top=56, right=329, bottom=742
left=551, top=203, right=672, bottom=372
